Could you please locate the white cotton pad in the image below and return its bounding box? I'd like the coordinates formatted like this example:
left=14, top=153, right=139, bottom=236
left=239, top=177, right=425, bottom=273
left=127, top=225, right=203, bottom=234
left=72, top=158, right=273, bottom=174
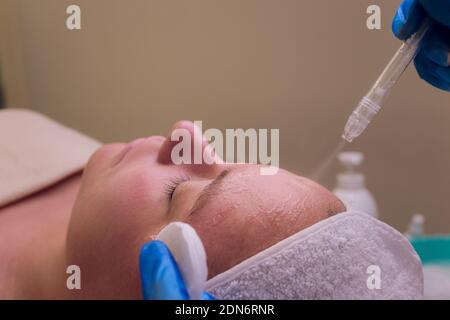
left=157, top=222, right=208, bottom=300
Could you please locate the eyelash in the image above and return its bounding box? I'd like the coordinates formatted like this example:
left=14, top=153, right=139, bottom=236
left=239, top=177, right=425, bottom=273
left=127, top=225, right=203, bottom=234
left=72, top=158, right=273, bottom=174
left=164, top=175, right=191, bottom=200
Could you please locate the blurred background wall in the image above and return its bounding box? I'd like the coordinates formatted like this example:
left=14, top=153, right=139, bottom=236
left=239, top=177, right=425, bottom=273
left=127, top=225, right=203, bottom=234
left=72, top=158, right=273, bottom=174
left=1, top=0, right=449, bottom=233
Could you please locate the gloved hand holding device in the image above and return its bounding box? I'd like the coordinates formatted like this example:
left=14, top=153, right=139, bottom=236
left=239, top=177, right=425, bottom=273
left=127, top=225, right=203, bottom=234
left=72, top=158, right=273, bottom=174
left=393, top=0, right=450, bottom=91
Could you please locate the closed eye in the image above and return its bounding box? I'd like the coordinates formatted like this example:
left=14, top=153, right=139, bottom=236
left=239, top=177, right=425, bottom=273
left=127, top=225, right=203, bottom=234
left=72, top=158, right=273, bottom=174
left=163, top=175, right=191, bottom=200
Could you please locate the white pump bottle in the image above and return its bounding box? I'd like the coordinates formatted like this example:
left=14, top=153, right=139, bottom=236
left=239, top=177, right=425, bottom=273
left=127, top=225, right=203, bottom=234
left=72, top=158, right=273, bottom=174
left=333, top=152, right=378, bottom=218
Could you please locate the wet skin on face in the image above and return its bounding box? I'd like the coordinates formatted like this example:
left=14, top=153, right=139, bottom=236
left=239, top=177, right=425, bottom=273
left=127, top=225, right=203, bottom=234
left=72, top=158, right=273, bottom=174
left=65, top=121, right=345, bottom=299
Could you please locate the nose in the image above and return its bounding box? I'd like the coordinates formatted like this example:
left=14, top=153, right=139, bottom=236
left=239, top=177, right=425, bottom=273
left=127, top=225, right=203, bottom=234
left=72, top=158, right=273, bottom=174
left=157, top=121, right=223, bottom=174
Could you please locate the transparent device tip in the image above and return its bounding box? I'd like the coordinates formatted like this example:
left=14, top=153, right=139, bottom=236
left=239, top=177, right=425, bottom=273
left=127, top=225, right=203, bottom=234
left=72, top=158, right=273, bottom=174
left=342, top=97, right=381, bottom=143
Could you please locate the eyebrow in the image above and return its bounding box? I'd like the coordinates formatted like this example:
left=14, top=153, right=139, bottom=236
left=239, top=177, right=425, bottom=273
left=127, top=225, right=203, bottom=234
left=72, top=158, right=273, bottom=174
left=188, top=169, right=232, bottom=216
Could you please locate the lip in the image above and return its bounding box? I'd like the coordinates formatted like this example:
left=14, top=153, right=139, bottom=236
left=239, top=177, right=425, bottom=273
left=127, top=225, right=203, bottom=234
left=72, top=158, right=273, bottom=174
left=128, top=138, right=147, bottom=148
left=113, top=138, right=147, bottom=166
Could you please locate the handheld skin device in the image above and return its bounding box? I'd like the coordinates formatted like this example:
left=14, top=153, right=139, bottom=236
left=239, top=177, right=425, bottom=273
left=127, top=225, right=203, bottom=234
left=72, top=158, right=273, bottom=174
left=342, top=19, right=431, bottom=143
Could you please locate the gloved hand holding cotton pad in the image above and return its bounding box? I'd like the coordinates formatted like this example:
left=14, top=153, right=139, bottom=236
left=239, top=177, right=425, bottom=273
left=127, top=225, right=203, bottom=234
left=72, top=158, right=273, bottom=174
left=156, top=222, right=208, bottom=300
left=140, top=222, right=210, bottom=300
left=145, top=211, right=423, bottom=300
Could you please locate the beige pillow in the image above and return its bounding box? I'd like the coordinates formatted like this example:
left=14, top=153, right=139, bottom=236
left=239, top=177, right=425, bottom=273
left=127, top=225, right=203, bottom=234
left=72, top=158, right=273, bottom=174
left=0, top=109, right=101, bottom=207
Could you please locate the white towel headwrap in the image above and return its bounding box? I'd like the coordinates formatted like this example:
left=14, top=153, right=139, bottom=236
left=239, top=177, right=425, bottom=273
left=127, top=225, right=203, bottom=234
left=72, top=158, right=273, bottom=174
left=204, top=211, right=423, bottom=299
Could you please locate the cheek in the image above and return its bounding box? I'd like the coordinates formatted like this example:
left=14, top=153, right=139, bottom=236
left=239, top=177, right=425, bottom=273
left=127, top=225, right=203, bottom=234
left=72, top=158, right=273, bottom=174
left=107, top=167, right=170, bottom=228
left=66, top=169, right=167, bottom=298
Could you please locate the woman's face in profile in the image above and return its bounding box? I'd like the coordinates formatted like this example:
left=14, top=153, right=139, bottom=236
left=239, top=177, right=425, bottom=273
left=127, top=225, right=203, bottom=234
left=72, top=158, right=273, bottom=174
left=66, top=121, right=345, bottom=299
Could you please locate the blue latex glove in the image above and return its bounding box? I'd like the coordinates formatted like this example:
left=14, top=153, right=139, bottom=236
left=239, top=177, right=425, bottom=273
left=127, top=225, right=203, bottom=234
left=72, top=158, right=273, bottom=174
left=139, top=240, right=215, bottom=300
left=392, top=0, right=450, bottom=91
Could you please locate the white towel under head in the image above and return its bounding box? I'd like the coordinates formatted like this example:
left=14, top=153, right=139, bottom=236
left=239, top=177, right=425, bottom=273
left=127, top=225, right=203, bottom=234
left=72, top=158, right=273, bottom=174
left=205, top=211, right=423, bottom=299
left=158, top=212, right=423, bottom=299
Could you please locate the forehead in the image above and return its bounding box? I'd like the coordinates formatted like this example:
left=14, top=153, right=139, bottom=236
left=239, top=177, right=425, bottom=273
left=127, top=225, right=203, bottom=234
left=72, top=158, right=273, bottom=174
left=189, top=166, right=302, bottom=220
left=191, top=164, right=342, bottom=224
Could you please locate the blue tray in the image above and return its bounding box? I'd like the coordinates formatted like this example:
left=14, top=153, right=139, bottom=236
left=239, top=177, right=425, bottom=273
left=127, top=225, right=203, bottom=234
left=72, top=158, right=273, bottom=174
left=411, top=236, right=450, bottom=265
